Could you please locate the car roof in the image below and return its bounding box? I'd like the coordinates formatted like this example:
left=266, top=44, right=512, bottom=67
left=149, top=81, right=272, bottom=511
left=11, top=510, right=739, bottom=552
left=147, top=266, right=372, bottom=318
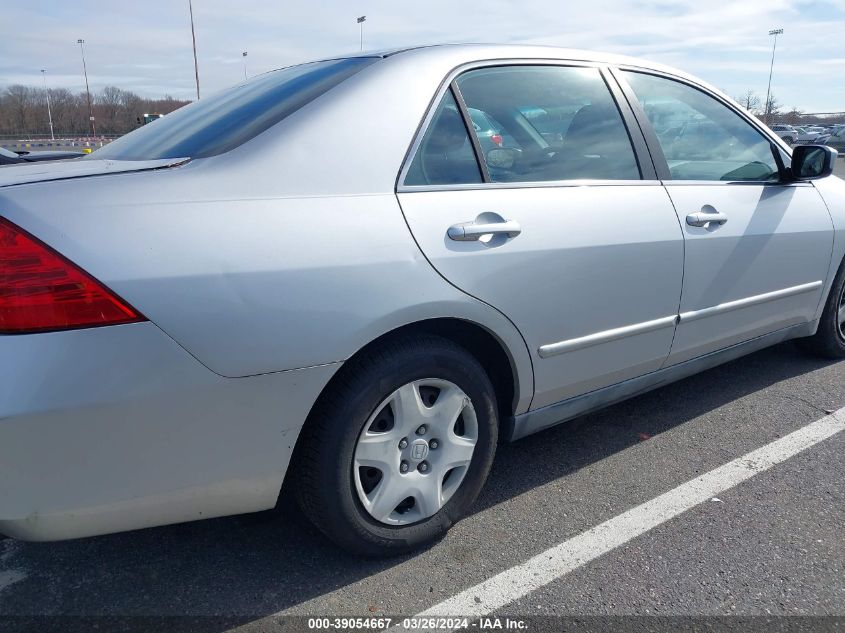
left=317, top=43, right=699, bottom=83
left=350, top=43, right=727, bottom=101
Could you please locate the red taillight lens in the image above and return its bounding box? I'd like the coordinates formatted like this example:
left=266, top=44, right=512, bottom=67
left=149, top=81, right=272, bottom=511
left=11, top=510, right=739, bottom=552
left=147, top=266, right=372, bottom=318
left=491, top=134, right=503, bottom=146
left=0, top=217, right=145, bottom=334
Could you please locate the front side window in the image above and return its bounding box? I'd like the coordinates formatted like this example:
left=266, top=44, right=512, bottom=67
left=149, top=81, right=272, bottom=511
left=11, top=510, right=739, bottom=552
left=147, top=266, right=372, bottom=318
left=623, top=71, right=780, bottom=182
left=455, top=65, right=640, bottom=182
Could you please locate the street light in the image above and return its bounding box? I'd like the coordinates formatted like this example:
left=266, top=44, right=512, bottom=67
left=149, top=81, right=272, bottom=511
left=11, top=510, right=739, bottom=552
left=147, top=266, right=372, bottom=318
left=764, top=28, right=783, bottom=124
left=41, top=69, right=55, bottom=141
left=242, top=51, right=248, bottom=80
left=77, top=39, right=96, bottom=138
left=357, top=16, right=366, bottom=52
left=188, top=0, right=201, bottom=100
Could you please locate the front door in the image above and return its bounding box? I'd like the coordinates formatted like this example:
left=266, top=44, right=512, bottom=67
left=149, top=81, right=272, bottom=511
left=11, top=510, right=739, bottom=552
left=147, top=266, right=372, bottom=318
left=620, top=70, right=833, bottom=364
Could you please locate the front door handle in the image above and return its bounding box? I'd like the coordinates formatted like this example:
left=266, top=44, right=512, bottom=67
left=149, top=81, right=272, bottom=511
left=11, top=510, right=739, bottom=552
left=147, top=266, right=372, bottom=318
left=447, top=219, right=522, bottom=241
left=686, top=211, right=728, bottom=227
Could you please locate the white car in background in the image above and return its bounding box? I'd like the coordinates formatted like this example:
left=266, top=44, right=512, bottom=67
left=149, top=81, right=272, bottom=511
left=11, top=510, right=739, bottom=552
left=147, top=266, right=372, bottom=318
left=771, top=124, right=799, bottom=144
left=795, top=127, right=826, bottom=144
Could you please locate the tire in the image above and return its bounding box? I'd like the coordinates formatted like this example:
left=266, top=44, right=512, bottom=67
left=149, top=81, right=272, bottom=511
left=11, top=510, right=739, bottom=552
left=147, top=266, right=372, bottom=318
left=799, top=258, right=845, bottom=358
left=293, top=334, right=499, bottom=556
left=784, top=136, right=795, bottom=144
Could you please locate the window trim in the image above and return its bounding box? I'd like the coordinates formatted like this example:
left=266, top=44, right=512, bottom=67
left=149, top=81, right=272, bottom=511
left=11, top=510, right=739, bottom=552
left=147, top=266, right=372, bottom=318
left=396, top=58, right=656, bottom=193
left=610, top=66, right=803, bottom=185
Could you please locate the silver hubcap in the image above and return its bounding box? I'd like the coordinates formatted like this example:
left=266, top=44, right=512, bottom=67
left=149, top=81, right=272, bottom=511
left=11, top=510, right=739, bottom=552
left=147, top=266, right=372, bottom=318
left=353, top=379, right=478, bottom=525
left=838, top=285, right=845, bottom=339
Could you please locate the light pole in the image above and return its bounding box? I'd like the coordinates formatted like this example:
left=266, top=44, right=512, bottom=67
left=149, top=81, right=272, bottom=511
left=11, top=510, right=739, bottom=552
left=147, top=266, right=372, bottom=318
left=77, top=39, right=96, bottom=137
left=188, top=0, right=201, bottom=99
left=357, top=15, right=366, bottom=52
left=41, top=69, right=55, bottom=141
left=764, top=28, right=783, bottom=124
left=242, top=51, right=248, bottom=80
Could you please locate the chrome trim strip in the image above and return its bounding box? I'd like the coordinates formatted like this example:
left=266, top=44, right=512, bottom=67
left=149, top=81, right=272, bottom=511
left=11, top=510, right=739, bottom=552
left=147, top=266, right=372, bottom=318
left=678, top=281, right=823, bottom=324
left=508, top=320, right=817, bottom=441
left=399, top=179, right=660, bottom=193
left=538, top=315, right=677, bottom=358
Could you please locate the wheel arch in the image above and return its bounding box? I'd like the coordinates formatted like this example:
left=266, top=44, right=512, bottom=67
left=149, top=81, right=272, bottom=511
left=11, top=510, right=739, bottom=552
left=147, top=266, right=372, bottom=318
left=284, top=316, right=530, bottom=492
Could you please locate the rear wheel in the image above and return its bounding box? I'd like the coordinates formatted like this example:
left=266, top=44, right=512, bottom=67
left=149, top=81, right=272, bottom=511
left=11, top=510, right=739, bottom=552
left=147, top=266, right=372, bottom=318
left=294, top=334, right=498, bottom=556
left=800, top=259, right=845, bottom=358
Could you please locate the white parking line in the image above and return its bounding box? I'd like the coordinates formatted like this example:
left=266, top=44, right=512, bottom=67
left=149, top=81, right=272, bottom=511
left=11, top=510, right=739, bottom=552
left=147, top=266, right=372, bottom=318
left=393, top=407, right=845, bottom=628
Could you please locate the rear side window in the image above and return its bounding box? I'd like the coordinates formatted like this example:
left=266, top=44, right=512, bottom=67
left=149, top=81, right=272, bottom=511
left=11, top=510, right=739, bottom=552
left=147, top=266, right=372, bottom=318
left=456, top=65, right=640, bottom=182
left=404, top=90, right=483, bottom=186
left=91, top=57, right=377, bottom=161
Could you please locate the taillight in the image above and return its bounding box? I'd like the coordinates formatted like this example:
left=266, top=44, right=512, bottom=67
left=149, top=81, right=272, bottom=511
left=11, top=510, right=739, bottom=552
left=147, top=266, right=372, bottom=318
left=0, top=217, right=145, bottom=334
left=491, top=134, right=503, bottom=146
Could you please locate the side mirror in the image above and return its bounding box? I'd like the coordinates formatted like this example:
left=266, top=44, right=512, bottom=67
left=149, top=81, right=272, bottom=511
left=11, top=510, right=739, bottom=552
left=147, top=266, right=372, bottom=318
left=791, top=145, right=837, bottom=180
left=486, top=147, right=520, bottom=170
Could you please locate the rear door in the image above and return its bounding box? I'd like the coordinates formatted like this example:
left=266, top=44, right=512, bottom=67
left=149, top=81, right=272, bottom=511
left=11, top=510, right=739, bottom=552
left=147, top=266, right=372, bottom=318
left=397, top=63, right=685, bottom=409
left=616, top=69, right=833, bottom=365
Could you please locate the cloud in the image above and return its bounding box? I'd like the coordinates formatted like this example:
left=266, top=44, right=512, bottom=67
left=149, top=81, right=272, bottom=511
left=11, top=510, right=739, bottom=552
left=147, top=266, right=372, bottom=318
left=0, top=0, right=841, bottom=111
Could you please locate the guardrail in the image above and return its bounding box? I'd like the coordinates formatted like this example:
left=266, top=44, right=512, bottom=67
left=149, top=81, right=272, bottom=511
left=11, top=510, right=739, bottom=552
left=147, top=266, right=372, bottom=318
left=1, top=137, right=116, bottom=151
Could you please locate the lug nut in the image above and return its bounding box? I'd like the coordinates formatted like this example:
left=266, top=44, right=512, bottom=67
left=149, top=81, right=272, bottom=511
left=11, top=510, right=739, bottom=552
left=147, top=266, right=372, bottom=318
left=400, top=460, right=409, bottom=473
left=416, top=425, right=427, bottom=435
left=398, top=438, right=408, bottom=449
left=429, top=439, right=439, bottom=450
left=418, top=461, right=429, bottom=473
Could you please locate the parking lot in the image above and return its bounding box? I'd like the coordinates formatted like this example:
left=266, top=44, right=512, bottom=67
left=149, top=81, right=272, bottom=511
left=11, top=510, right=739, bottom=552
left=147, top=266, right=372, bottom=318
left=1, top=335, right=844, bottom=631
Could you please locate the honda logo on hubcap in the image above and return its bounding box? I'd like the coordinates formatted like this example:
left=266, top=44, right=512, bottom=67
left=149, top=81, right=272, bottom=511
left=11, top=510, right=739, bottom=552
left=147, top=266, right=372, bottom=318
left=410, top=439, right=429, bottom=461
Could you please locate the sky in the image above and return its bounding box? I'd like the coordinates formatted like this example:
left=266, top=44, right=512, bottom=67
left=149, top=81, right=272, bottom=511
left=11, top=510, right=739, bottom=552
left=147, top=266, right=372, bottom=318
left=1, top=0, right=844, bottom=112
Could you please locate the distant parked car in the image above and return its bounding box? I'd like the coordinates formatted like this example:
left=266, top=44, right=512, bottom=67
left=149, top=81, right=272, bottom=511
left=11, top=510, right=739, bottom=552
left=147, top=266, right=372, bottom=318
left=771, top=124, right=799, bottom=144
left=0, top=146, right=84, bottom=165
left=795, top=127, right=827, bottom=145
left=467, top=108, right=505, bottom=152
left=826, top=126, right=845, bottom=153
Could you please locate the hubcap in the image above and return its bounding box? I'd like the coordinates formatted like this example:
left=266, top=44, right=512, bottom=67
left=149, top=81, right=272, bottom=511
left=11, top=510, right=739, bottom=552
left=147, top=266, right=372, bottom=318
left=838, top=285, right=845, bottom=339
left=352, top=378, right=478, bottom=525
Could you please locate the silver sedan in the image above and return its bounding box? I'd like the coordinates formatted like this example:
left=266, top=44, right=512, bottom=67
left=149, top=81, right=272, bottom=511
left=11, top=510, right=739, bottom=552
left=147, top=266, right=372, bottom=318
left=1, top=44, right=843, bottom=556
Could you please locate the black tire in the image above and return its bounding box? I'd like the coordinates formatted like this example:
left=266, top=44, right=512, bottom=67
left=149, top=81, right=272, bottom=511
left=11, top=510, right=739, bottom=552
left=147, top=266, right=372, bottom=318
left=293, top=334, right=499, bottom=557
left=784, top=136, right=795, bottom=144
left=799, top=258, right=845, bottom=358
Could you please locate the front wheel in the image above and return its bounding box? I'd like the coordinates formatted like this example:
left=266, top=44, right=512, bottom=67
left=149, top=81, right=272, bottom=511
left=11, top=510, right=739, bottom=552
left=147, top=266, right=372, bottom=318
left=800, top=258, right=845, bottom=358
left=293, top=335, right=499, bottom=556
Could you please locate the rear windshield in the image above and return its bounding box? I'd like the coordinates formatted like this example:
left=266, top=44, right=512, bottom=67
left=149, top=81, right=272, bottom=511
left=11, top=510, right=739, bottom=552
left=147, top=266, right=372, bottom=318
left=90, top=57, right=377, bottom=161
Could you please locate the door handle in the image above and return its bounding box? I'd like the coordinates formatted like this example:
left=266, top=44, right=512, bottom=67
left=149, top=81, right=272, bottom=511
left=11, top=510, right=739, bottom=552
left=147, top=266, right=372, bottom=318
left=447, top=219, right=522, bottom=241
left=686, top=211, right=728, bottom=227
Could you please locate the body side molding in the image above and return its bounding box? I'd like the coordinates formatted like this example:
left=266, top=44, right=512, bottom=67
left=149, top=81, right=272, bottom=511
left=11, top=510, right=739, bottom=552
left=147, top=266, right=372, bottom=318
left=678, top=281, right=823, bottom=323
left=538, top=315, right=678, bottom=358
left=511, top=320, right=817, bottom=441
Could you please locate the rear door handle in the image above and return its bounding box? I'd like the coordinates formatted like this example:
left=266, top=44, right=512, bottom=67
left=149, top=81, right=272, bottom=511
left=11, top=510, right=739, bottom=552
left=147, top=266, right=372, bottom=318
left=447, top=219, right=522, bottom=241
left=686, top=211, right=728, bottom=227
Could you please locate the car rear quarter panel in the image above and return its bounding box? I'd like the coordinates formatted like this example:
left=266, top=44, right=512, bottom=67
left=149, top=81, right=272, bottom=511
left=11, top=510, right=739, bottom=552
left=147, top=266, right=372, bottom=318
left=0, top=167, right=534, bottom=414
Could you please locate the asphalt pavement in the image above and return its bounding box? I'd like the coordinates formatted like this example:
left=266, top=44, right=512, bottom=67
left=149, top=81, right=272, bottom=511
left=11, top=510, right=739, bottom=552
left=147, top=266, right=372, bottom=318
left=1, top=338, right=844, bottom=632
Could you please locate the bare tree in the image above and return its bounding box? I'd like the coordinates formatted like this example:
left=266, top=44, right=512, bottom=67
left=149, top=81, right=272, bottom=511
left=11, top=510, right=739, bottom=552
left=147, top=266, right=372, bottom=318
left=0, top=83, right=190, bottom=137
left=735, top=89, right=761, bottom=114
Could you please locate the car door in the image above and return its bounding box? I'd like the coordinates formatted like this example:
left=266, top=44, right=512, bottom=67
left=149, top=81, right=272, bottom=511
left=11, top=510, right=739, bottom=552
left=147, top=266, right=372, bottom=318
left=397, top=63, right=685, bottom=409
left=616, top=70, right=834, bottom=365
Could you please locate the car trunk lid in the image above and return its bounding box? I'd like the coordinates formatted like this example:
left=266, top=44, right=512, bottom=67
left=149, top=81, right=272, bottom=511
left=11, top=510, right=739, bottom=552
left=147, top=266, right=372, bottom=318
left=0, top=157, right=189, bottom=188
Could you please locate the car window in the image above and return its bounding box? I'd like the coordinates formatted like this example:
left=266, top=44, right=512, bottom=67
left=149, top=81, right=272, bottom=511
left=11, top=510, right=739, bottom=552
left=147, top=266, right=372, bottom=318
left=404, top=89, right=483, bottom=186
left=623, top=71, right=780, bottom=182
left=90, top=57, right=377, bottom=161
left=454, top=66, right=640, bottom=182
